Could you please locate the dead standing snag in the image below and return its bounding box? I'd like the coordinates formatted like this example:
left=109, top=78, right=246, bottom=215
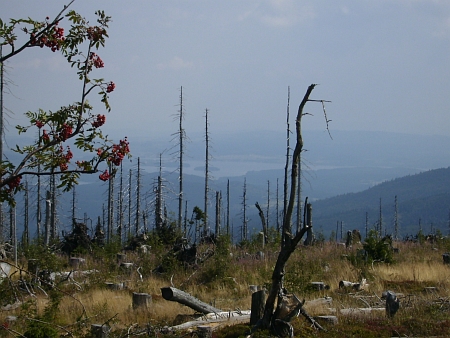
left=259, top=84, right=331, bottom=333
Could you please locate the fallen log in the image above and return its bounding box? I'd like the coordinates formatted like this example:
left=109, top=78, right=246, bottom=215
left=167, top=310, right=251, bottom=332
left=339, top=307, right=385, bottom=316
left=161, top=287, right=222, bottom=314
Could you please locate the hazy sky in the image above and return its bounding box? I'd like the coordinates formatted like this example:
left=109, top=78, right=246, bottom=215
left=2, top=0, right=450, bottom=143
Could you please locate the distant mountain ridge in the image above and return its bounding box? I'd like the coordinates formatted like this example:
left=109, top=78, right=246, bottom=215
left=5, top=130, right=450, bottom=241
left=313, top=167, right=450, bottom=238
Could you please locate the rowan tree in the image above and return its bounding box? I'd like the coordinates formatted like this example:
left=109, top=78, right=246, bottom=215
left=0, top=1, right=130, bottom=205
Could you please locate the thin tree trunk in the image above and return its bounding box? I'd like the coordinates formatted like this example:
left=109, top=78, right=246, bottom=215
left=283, top=86, right=290, bottom=238
left=23, top=180, right=29, bottom=247
left=44, top=190, right=51, bottom=246
left=178, top=86, right=184, bottom=230
left=135, top=157, right=140, bottom=235
left=128, top=168, right=132, bottom=237
left=226, top=180, right=230, bottom=236
left=266, top=180, right=270, bottom=231
left=50, top=170, right=57, bottom=240
left=215, top=191, right=221, bottom=236
left=255, top=202, right=268, bottom=243
left=204, top=108, right=209, bottom=236
left=36, top=161, right=41, bottom=242
left=118, top=163, right=123, bottom=242
left=72, top=185, right=76, bottom=229
left=107, top=163, right=114, bottom=242
left=261, top=84, right=318, bottom=329
left=242, top=178, right=247, bottom=241
left=0, top=46, right=4, bottom=243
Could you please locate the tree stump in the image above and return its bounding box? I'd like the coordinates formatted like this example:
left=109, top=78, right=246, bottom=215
left=27, top=259, right=39, bottom=277
left=132, top=292, right=152, bottom=310
left=105, top=282, right=126, bottom=290
left=69, top=257, right=85, bottom=270
left=91, top=324, right=109, bottom=338
left=443, top=253, right=450, bottom=264
left=117, top=253, right=126, bottom=264
left=385, top=290, right=400, bottom=318
left=197, top=325, right=213, bottom=338
left=250, top=289, right=267, bottom=325
left=310, top=282, right=330, bottom=290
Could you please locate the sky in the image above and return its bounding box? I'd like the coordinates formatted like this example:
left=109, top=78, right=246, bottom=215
left=2, top=0, right=450, bottom=145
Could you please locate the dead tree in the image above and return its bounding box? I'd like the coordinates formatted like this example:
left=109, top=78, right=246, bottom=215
left=177, top=86, right=185, bottom=230
left=204, top=108, right=210, bottom=236
left=255, top=202, right=268, bottom=244
left=259, top=84, right=331, bottom=332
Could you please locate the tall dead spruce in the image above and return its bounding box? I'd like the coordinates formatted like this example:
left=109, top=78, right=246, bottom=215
left=258, top=84, right=331, bottom=334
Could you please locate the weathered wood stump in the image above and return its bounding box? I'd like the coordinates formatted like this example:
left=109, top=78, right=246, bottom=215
left=250, top=289, right=267, bottom=325
left=310, top=282, right=330, bottom=290
left=443, top=253, right=450, bottom=264
left=69, top=257, right=85, bottom=270
left=197, top=325, right=213, bottom=338
left=249, top=285, right=263, bottom=293
left=424, top=286, right=438, bottom=293
left=385, top=290, right=399, bottom=318
left=117, top=253, right=127, bottom=264
left=27, top=259, right=39, bottom=275
left=120, top=262, right=134, bottom=275
left=91, top=324, right=109, bottom=338
left=105, top=282, right=126, bottom=290
left=132, top=292, right=152, bottom=310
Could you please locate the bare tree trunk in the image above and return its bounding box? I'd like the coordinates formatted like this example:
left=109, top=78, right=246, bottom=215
left=36, top=164, right=41, bottom=242
left=296, top=156, right=302, bottom=234
left=23, top=180, right=29, bottom=247
left=45, top=190, right=51, bottom=246
left=0, top=47, right=4, bottom=243
left=266, top=180, right=270, bottom=231
left=304, top=202, right=314, bottom=245
left=276, top=178, right=280, bottom=233
left=255, top=202, right=268, bottom=243
left=118, top=162, right=124, bottom=242
left=128, top=168, right=132, bottom=238
left=178, top=86, right=184, bottom=230
left=161, top=287, right=221, bottom=314
left=261, top=84, right=320, bottom=329
left=226, top=180, right=230, bottom=236
left=135, top=157, right=141, bottom=235
left=72, top=185, right=76, bottom=229
left=50, top=170, right=57, bottom=240
left=283, top=86, right=290, bottom=237
left=155, top=154, right=163, bottom=230
left=204, top=108, right=209, bottom=236
left=242, top=178, right=247, bottom=241
left=215, top=191, right=221, bottom=236
left=107, top=163, right=114, bottom=243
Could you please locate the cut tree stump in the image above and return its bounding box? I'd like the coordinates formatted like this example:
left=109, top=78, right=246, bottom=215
left=105, top=282, right=126, bottom=290
left=250, top=289, right=267, bottom=325
left=132, top=292, right=152, bottom=310
left=161, top=287, right=222, bottom=314
left=117, top=253, right=126, bottom=264
left=197, top=325, right=213, bottom=338
left=69, top=257, right=85, bottom=270
left=91, top=324, right=109, bottom=338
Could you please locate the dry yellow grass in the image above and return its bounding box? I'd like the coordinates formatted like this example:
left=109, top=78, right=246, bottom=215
left=2, top=240, right=450, bottom=336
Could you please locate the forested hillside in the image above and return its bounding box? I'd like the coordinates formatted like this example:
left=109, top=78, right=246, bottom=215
left=314, top=167, right=450, bottom=237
